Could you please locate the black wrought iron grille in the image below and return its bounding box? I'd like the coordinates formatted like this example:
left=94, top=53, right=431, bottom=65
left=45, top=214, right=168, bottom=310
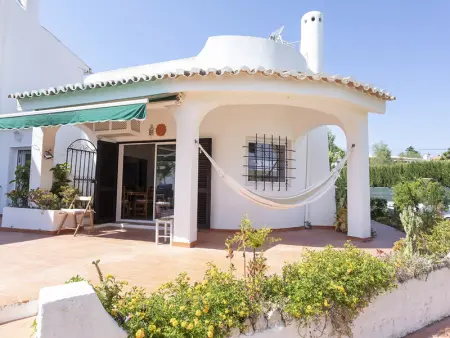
left=66, top=139, right=97, bottom=197
left=243, top=134, right=296, bottom=191
left=17, top=149, right=31, bottom=167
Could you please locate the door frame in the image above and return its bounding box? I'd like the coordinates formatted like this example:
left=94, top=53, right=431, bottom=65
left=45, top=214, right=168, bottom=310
left=116, top=141, right=176, bottom=224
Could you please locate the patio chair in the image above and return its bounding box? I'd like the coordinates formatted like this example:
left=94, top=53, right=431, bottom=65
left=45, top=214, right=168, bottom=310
left=57, top=196, right=94, bottom=236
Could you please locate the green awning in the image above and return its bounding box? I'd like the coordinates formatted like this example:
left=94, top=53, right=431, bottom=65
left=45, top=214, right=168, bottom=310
left=0, top=103, right=147, bottom=130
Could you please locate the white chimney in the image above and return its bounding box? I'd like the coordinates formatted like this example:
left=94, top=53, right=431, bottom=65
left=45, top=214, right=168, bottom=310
left=300, top=11, right=324, bottom=73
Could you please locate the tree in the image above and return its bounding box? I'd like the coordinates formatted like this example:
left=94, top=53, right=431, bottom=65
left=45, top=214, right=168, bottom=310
left=371, top=141, right=392, bottom=165
left=328, top=129, right=344, bottom=169
left=440, top=148, right=450, bottom=160
left=399, top=146, right=421, bottom=159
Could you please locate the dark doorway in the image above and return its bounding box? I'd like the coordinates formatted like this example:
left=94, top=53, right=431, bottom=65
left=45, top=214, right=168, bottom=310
left=94, top=140, right=119, bottom=223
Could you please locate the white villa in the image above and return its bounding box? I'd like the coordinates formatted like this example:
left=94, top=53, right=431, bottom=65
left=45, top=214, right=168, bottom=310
left=0, top=0, right=90, bottom=210
left=0, top=4, right=394, bottom=247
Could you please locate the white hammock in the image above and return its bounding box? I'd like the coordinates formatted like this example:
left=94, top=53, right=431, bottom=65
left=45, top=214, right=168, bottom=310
left=197, top=142, right=354, bottom=210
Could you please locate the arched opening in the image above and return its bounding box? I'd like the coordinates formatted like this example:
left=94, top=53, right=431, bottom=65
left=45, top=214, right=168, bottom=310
left=198, top=103, right=348, bottom=230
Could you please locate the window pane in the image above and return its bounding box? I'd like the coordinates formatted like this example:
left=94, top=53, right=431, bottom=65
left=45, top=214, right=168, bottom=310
left=247, top=142, right=286, bottom=183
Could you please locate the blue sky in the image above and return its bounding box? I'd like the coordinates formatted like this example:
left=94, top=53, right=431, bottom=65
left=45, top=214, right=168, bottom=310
left=40, top=0, right=450, bottom=155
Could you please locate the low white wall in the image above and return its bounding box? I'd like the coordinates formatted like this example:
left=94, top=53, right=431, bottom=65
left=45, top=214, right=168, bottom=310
left=36, top=282, right=127, bottom=338
left=0, top=300, right=38, bottom=324
left=36, top=268, right=450, bottom=338
left=1, top=207, right=78, bottom=232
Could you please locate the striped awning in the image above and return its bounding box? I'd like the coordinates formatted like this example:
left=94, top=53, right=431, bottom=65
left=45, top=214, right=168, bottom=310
left=0, top=101, right=148, bottom=130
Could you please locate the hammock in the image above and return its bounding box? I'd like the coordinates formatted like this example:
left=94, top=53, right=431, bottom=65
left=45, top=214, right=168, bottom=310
left=196, top=141, right=354, bottom=210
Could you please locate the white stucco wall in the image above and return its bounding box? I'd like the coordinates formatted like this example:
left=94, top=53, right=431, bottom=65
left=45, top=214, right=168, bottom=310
left=0, top=0, right=89, bottom=212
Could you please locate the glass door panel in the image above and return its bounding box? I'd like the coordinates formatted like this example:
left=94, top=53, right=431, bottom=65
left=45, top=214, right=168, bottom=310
left=154, top=144, right=176, bottom=218
left=121, top=144, right=155, bottom=221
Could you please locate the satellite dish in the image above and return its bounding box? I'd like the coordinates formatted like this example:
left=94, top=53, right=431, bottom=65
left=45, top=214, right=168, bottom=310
left=269, top=26, right=284, bottom=42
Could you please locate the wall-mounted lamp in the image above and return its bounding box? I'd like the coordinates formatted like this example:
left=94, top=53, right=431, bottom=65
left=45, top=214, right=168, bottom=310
left=44, top=150, right=54, bottom=160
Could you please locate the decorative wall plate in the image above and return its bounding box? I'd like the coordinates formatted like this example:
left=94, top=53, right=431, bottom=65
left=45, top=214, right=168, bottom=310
left=156, top=123, right=167, bottom=136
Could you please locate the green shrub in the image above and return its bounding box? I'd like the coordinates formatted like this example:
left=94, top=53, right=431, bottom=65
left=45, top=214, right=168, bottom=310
left=92, top=263, right=254, bottom=338
left=6, top=164, right=30, bottom=208
left=381, top=250, right=450, bottom=283
left=371, top=198, right=389, bottom=219
left=335, top=173, right=347, bottom=209
left=334, top=207, right=347, bottom=233
left=28, top=188, right=60, bottom=210
left=50, top=163, right=72, bottom=197
left=282, top=243, right=396, bottom=337
left=60, top=185, right=80, bottom=208
left=421, top=220, right=450, bottom=257
left=401, top=207, right=425, bottom=256
left=369, top=161, right=450, bottom=187
left=393, top=179, right=448, bottom=213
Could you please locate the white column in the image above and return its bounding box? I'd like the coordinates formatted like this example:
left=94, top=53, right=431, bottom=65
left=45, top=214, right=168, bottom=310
left=346, top=113, right=371, bottom=238
left=172, top=101, right=212, bottom=247
left=30, top=127, right=59, bottom=190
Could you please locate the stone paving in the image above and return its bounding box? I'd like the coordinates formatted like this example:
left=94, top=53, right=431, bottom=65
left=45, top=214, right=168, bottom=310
left=0, top=221, right=402, bottom=306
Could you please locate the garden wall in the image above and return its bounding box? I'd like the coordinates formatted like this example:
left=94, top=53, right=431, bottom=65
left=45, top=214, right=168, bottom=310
left=36, top=268, right=450, bottom=338
left=249, top=268, right=450, bottom=338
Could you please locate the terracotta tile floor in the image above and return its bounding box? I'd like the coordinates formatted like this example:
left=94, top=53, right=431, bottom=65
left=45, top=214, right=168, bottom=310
left=0, top=221, right=402, bottom=307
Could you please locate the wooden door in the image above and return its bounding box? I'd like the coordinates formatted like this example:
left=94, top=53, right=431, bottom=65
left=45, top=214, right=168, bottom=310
left=197, top=138, right=212, bottom=229
left=94, top=140, right=119, bottom=224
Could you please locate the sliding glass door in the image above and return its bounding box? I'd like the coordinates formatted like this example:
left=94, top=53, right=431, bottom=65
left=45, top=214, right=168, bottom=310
left=117, top=142, right=175, bottom=223
left=154, top=144, right=176, bottom=218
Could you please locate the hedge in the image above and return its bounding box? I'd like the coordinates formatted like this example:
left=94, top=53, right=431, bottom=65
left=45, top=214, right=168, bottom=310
left=337, top=161, right=450, bottom=188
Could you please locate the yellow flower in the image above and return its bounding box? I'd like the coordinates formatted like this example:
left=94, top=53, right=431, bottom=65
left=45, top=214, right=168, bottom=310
left=324, top=299, right=329, bottom=307
left=228, top=319, right=233, bottom=326
left=239, top=311, right=245, bottom=317
left=187, top=323, right=194, bottom=330
left=106, top=274, right=113, bottom=279
left=171, top=319, right=178, bottom=327
left=148, top=324, right=156, bottom=332
left=222, top=300, right=227, bottom=305
left=179, top=306, right=186, bottom=311
left=207, top=331, right=214, bottom=338
left=196, top=310, right=202, bottom=317
left=208, top=325, right=214, bottom=332
left=203, top=307, right=209, bottom=313
left=135, top=328, right=145, bottom=338
left=181, top=321, right=187, bottom=328
left=202, top=279, right=209, bottom=285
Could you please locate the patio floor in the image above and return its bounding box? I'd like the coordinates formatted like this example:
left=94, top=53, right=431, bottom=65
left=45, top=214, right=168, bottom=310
left=0, top=221, right=402, bottom=307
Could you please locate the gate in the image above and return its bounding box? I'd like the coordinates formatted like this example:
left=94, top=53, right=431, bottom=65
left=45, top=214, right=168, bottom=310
left=66, top=139, right=97, bottom=197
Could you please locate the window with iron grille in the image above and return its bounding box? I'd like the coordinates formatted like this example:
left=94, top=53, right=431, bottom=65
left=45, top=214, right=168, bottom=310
left=244, top=134, right=295, bottom=191
left=17, top=149, right=31, bottom=167
left=247, top=142, right=286, bottom=182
